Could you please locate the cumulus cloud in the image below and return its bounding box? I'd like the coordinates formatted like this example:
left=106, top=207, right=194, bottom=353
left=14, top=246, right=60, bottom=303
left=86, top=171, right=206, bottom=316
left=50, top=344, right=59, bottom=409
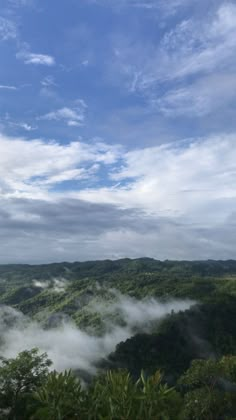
left=0, top=297, right=193, bottom=373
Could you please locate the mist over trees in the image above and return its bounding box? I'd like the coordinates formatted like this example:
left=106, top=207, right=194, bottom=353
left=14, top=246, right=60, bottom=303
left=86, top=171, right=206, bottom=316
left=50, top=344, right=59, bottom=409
left=0, top=259, right=236, bottom=418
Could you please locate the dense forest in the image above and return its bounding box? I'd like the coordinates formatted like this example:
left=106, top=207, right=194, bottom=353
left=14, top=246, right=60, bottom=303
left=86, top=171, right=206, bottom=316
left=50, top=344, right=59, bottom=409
left=0, top=258, right=236, bottom=419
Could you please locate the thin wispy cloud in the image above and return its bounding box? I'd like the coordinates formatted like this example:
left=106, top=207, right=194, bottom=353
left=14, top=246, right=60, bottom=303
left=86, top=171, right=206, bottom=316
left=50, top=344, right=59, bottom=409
left=0, top=85, right=17, bottom=90
left=87, top=0, right=192, bottom=13
left=40, top=75, right=57, bottom=87
left=39, top=102, right=87, bottom=126
left=13, top=122, right=37, bottom=131
left=113, top=2, right=236, bottom=117
left=154, top=73, right=236, bottom=117
left=0, top=16, right=17, bottom=41
left=17, top=50, right=55, bottom=66
left=0, top=114, right=37, bottom=132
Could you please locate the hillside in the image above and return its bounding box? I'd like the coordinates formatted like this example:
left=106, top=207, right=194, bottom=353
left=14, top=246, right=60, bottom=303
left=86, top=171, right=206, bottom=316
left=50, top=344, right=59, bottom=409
left=1, top=259, right=236, bottom=329
left=0, top=259, right=236, bottom=370
left=0, top=259, right=236, bottom=419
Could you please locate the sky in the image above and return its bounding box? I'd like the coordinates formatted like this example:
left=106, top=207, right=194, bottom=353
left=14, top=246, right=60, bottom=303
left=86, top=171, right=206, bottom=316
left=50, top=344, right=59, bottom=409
left=0, top=0, right=236, bottom=263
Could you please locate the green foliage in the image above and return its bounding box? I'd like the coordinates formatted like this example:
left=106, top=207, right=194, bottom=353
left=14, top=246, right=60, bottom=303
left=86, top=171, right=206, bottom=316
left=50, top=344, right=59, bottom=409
left=107, top=296, right=236, bottom=379
left=1, top=259, right=236, bottom=340
left=33, top=370, right=85, bottom=420
left=0, top=348, right=52, bottom=419
left=0, top=348, right=236, bottom=420
left=178, top=356, right=236, bottom=420
left=0, top=349, right=183, bottom=420
left=87, top=370, right=140, bottom=419
left=1, top=260, right=236, bottom=418
left=137, top=370, right=182, bottom=419
left=78, top=369, right=182, bottom=420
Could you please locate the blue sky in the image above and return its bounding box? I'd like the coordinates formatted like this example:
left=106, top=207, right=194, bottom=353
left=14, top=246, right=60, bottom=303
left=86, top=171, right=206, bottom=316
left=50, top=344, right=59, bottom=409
left=0, top=0, right=236, bottom=262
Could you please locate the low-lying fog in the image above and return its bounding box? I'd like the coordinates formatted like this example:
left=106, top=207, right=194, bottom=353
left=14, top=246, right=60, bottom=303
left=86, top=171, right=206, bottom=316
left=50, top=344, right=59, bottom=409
left=0, top=293, right=194, bottom=374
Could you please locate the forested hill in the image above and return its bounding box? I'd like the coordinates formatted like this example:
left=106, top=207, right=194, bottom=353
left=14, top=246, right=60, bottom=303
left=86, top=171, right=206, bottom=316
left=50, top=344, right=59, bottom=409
left=0, top=258, right=236, bottom=329
left=1, top=258, right=236, bottom=280
left=1, top=259, right=236, bottom=419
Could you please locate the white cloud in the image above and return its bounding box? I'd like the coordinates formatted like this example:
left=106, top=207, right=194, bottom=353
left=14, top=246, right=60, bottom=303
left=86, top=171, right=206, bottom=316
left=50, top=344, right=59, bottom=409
left=33, top=278, right=68, bottom=292
left=114, top=3, right=236, bottom=103
left=16, top=122, right=37, bottom=131
left=41, top=75, right=57, bottom=87
left=88, top=0, right=192, bottom=13
left=17, top=50, right=55, bottom=66
left=0, top=132, right=235, bottom=261
left=154, top=73, right=236, bottom=117
left=1, top=117, right=37, bottom=132
left=78, top=134, right=236, bottom=225
left=159, top=3, right=236, bottom=80
left=0, top=17, right=17, bottom=41
left=0, top=85, right=17, bottom=90
left=0, top=134, right=121, bottom=195
left=39, top=103, right=87, bottom=126
left=1, top=131, right=233, bottom=228
left=0, top=133, right=235, bottom=223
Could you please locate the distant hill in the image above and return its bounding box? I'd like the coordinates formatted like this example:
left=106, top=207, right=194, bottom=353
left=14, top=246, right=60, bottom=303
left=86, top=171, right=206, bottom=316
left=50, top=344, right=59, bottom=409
left=0, top=258, right=236, bottom=330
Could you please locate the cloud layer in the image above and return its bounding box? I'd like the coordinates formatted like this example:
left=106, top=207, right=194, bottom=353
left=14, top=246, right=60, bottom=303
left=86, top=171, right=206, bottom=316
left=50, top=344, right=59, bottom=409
left=0, top=132, right=235, bottom=262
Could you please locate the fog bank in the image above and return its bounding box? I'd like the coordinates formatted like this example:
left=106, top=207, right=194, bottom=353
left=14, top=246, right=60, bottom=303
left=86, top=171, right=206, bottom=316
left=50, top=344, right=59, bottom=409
left=0, top=295, right=194, bottom=373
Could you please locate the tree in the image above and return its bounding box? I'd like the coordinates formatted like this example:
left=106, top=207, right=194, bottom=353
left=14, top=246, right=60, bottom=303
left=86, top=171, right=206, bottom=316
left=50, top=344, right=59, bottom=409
left=0, top=348, right=52, bottom=420
left=178, top=356, right=236, bottom=420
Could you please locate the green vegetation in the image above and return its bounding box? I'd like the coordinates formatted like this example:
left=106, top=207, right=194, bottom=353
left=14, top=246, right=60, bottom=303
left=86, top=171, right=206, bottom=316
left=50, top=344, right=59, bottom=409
left=1, top=259, right=236, bottom=329
left=107, top=295, right=236, bottom=379
left=0, top=349, right=51, bottom=419
left=0, top=349, right=236, bottom=419
left=0, top=259, right=236, bottom=418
